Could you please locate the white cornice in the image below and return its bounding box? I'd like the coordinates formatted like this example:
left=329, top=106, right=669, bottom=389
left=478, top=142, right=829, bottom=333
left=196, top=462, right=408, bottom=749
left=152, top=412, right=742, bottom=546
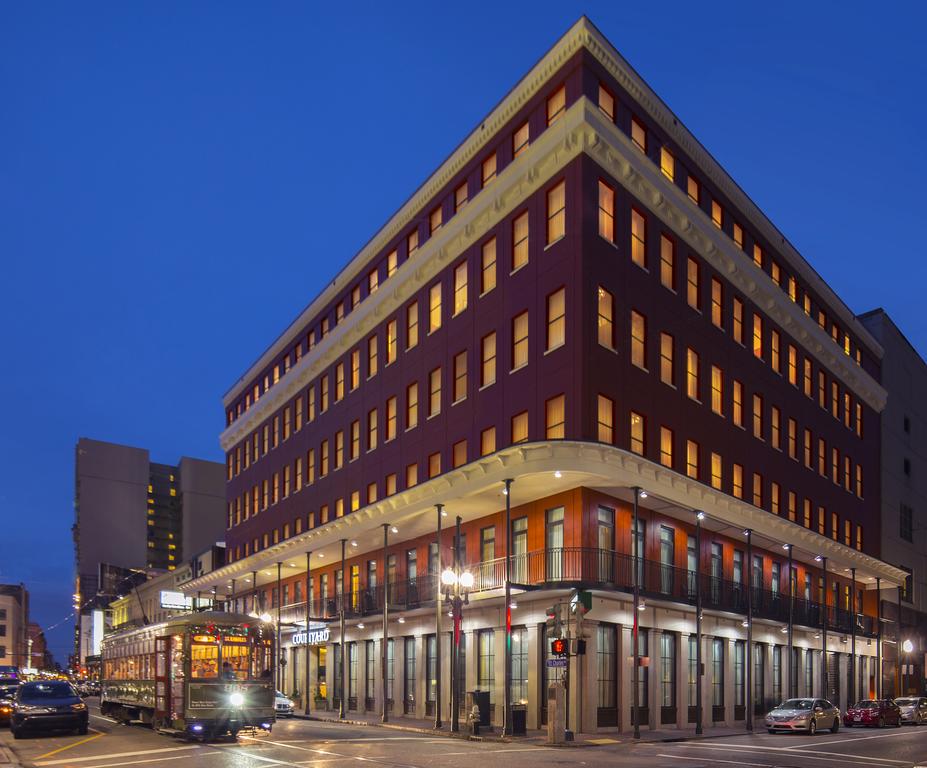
left=225, top=17, right=883, bottom=410
left=182, top=440, right=907, bottom=594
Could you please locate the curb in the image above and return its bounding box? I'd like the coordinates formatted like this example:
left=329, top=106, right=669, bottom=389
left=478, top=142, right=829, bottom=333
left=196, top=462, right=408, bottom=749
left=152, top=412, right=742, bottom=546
left=0, top=745, right=23, bottom=766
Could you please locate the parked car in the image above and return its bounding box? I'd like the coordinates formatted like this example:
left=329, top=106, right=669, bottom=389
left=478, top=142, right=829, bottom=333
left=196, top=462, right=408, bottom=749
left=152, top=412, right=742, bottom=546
left=895, top=697, right=927, bottom=725
left=275, top=691, right=294, bottom=717
left=843, top=699, right=902, bottom=728
left=10, top=681, right=88, bottom=739
left=0, top=682, right=19, bottom=726
left=765, top=698, right=840, bottom=734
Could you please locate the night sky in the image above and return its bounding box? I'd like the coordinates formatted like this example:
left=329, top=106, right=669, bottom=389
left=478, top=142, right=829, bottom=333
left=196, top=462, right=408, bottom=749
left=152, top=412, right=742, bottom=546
left=1, top=2, right=924, bottom=665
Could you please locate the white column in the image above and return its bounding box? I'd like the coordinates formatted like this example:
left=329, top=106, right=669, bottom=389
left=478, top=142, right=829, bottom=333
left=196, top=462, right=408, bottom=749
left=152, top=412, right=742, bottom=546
left=619, top=624, right=632, bottom=733
left=579, top=624, right=597, bottom=733
left=526, top=623, right=540, bottom=730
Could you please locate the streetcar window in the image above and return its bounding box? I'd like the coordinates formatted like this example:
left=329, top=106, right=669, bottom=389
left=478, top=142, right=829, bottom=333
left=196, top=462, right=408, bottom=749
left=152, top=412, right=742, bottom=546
left=221, top=643, right=249, bottom=681
left=191, top=642, right=219, bottom=679
left=251, top=640, right=273, bottom=680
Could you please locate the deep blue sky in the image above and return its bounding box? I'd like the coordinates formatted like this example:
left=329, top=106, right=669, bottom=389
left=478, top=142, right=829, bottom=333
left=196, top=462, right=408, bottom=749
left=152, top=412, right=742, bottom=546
left=2, top=2, right=924, bottom=665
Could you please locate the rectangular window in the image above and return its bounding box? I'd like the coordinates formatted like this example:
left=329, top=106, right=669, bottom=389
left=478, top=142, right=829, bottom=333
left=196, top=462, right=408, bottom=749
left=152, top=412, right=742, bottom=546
left=428, top=452, right=440, bottom=478
left=753, top=473, right=763, bottom=507
left=631, top=209, right=646, bottom=268
left=481, top=238, right=496, bottom=294
left=771, top=406, right=781, bottom=449
left=512, top=311, right=529, bottom=370
left=711, top=452, right=722, bottom=489
left=453, top=262, right=468, bottom=316
left=546, top=180, right=565, bottom=244
left=660, top=147, right=674, bottom=181
left=547, top=84, right=566, bottom=125
left=387, top=249, right=397, bottom=277
left=428, top=368, right=441, bottom=417
left=598, top=287, right=615, bottom=350
left=733, top=380, right=743, bottom=427
left=711, top=278, right=723, bottom=328
left=788, top=418, right=797, bottom=459
left=598, top=83, right=615, bottom=120
left=753, top=394, right=764, bottom=440
left=512, top=211, right=529, bottom=271
left=686, top=257, right=700, bottom=310
left=598, top=181, right=615, bottom=242
left=733, top=298, right=744, bottom=344
left=631, top=116, right=646, bottom=152
left=407, top=229, right=419, bottom=257
left=334, top=431, right=344, bottom=470
left=367, top=335, right=378, bottom=378
left=386, top=396, right=397, bottom=441
left=350, top=420, right=360, bottom=460
left=711, top=199, right=723, bottom=229
left=687, top=175, right=699, bottom=205
left=660, top=426, right=673, bottom=468
left=481, top=153, right=496, bottom=188
left=545, top=394, right=565, bottom=439
left=733, top=464, right=743, bottom=498
left=711, top=365, right=723, bottom=415
left=771, top=330, right=780, bottom=372
left=428, top=283, right=442, bottom=333
left=512, top=121, right=529, bottom=158
left=367, top=409, right=378, bottom=451
left=455, top=181, right=467, bottom=212
left=788, top=345, right=797, bottom=385
left=453, top=440, right=467, bottom=468
left=453, top=350, right=467, bottom=403
left=686, top=348, right=699, bottom=400
left=631, top=310, right=647, bottom=369
left=369, top=268, right=379, bottom=295
left=481, top=426, right=496, bottom=456
left=386, top=320, right=397, bottom=365
left=804, top=428, right=812, bottom=468
left=660, top=234, right=675, bottom=290
left=406, top=382, right=418, bottom=429
left=511, top=410, right=528, bottom=444
left=406, top=301, right=419, bottom=350
left=481, top=332, right=497, bottom=387
left=686, top=439, right=699, bottom=479
left=597, top=395, right=614, bottom=443
left=660, top=332, right=674, bottom=386
left=733, top=222, right=744, bottom=250
left=753, top=314, right=763, bottom=360
left=630, top=412, right=645, bottom=455
left=546, top=287, right=566, bottom=351
left=803, top=359, right=813, bottom=398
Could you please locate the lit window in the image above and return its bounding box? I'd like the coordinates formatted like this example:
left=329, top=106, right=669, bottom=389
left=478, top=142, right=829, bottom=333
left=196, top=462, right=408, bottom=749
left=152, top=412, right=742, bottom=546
left=597, top=286, right=615, bottom=350
left=598, top=83, right=615, bottom=121
left=512, top=211, right=529, bottom=271
left=511, top=411, right=529, bottom=444
left=547, top=85, right=566, bottom=125
left=367, top=408, right=378, bottom=451
left=481, top=237, right=496, bottom=294
left=660, top=333, right=674, bottom=386
left=686, top=440, right=699, bottom=479
left=686, top=257, right=700, bottom=311
left=481, top=153, right=497, bottom=188
left=453, top=440, right=467, bottom=469
left=660, top=147, right=674, bottom=181
left=753, top=243, right=763, bottom=268
left=788, top=418, right=797, bottom=460
left=513, top=122, right=529, bottom=158
left=631, top=116, right=646, bottom=152
left=334, top=432, right=343, bottom=470
left=429, top=283, right=442, bottom=333
left=631, top=209, right=646, bottom=268
left=546, top=394, right=565, bottom=439
left=711, top=279, right=723, bottom=329
left=480, top=332, right=497, bottom=387
left=660, top=235, right=675, bottom=290
left=453, top=350, right=467, bottom=403
left=733, top=298, right=744, bottom=345
left=546, top=180, right=565, bottom=245
left=428, top=452, right=441, bottom=478
left=753, top=314, right=763, bottom=360
left=711, top=366, right=723, bottom=415
left=367, top=334, right=378, bottom=377
left=771, top=406, right=781, bottom=449
left=630, top=412, right=645, bottom=455
left=753, top=394, right=764, bottom=440
left=711, top=200, right=723, bottom=229
left=732, top=380, right=744, bottom=427
left=455, top=182, right=468, bottom=212
left=406, top=301, right=419, bottom=350
left=733, top=222, right=743, bottom=250
left=546, top=287, right=566, bottom=351
left=335, top=363, right=344, bottom=402
left=386, top=396, right=397, bottom=441
left=350, top=420, right=360, bottom=460
left=631, top=310, right=646, bottom=369
left=407, top=229, right=419, bottom=257
left=429, top=206, right=442, bottom=235
left=428, top=368, right=442, bottom=417
left=733, top=464, right=743, bottom=499
left=351, top=285, right=361, bottom=308
left=387, top=250, right=398, bottom=278
left=711, top=453, right=722, bottom=489
left=597, top=394, right=614, bottom=443
left=406, top=382, right=418, bottom=429
left=386, top=320, right=397, bottom=365
left=480, top=426, right=496, bottom=456
left=687, top=175, right=699, bottom=205
left=660, top=426, right=673, bottom=468
left=598, top=181, right=615, bottom=242
left=753, top=474, right=763, bottom=507
left=453, top=262, right=468, bottom=316
left=369, top=268, right=379, bottom=295
left=406, top=463, right=418, bottom=489
left=512, top=311, right=529, bottom=369
left=770, top=330, right=780, bottom=373
left=686, top=348, right=699, bottom=400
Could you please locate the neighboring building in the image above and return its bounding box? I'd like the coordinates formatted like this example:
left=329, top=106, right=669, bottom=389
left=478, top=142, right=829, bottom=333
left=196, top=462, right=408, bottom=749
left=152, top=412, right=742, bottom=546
left=27, top=623, right=53, bottom=671
left=0, top=584, right=29, bottom=672
left=73, top=438, right=226, bottom=663
left=858, top=308, right=927, bottom=695
left=184, top=18, right=908, bottom=733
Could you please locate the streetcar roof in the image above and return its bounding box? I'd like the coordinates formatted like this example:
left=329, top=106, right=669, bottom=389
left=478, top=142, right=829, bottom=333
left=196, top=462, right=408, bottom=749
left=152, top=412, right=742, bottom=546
left=102, top=611, right=270, bottom=645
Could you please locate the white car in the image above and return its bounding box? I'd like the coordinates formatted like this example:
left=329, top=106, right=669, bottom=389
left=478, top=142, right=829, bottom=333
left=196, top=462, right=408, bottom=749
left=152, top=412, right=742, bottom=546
left=275, top=691, right=294, bottom=717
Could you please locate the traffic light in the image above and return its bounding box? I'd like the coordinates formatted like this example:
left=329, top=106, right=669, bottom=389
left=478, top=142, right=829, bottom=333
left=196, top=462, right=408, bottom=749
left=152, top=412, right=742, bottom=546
left=550, top=638, right=567, bottom=656
left=545, top=604, right=563, bottom=638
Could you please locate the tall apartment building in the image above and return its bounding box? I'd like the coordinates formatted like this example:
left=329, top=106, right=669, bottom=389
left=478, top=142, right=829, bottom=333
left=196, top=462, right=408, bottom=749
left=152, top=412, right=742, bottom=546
left=73, top=438, right=225, bottom=663
left=0, top=584, right=29, bottom=672
left=184, top=18, right=909, bottom=732
left=858, top=309, right=927, bottom=694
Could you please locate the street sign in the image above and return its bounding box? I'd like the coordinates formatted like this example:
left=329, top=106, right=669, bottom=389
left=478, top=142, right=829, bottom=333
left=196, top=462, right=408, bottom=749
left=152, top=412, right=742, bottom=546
left=546, top=658, right=568, bottom=668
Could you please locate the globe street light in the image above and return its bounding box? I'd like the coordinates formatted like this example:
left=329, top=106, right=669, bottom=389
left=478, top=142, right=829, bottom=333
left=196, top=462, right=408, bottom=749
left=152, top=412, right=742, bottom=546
left=443, top=516, right=472, bottom=733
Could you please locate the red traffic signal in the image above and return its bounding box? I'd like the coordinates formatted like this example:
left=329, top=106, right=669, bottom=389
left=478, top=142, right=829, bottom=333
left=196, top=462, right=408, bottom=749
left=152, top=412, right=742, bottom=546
left=550, top=638, right=567, bottom=656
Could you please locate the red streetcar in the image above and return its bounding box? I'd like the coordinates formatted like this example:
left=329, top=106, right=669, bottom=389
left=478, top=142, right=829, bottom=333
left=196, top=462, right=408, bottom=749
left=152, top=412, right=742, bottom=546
left=843, top=699, right=902, bottom=728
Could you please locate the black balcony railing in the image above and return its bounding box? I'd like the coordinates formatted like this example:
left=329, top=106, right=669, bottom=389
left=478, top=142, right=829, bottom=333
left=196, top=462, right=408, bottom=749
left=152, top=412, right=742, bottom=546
left=273, top=547, right=877, bottom=637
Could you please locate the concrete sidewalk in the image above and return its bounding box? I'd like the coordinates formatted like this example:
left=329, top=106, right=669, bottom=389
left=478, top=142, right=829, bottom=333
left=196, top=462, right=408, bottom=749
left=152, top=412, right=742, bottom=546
left=291, top=711, right=753, bottom=746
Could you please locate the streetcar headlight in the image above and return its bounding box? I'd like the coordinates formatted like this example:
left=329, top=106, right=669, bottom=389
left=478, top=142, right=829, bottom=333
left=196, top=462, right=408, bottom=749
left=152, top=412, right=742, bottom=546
left=229, top=692, right=245, bottom=707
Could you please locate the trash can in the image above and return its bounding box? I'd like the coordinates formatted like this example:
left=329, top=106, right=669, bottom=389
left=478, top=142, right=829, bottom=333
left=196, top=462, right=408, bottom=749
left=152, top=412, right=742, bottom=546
left=467, top=690, right=491, bottom=726
left=511, top=704, right=527, bottom=735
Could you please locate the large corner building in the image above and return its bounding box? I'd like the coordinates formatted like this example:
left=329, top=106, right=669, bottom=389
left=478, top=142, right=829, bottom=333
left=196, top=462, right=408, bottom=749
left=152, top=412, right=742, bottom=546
left=183, top=18, right=914, bottom=734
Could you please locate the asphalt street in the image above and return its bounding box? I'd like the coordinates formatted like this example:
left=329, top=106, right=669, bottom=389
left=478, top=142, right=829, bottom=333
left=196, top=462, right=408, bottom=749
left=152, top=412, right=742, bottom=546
left=2, top=701, right=927, bottom=768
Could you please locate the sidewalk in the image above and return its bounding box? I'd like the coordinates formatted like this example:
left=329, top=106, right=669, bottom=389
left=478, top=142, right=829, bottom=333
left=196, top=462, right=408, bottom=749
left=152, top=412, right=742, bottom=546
left=292, top=711, right=753, bottom=746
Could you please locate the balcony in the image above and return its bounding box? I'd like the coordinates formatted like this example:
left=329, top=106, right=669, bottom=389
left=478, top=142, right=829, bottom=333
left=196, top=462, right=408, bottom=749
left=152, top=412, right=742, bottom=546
left=273, top=547, right=877, bottom=637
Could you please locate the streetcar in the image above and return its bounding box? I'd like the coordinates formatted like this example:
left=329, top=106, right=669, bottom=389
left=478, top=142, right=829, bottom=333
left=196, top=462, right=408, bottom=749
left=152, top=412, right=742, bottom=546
left=100, top=611, right=276, bottom=739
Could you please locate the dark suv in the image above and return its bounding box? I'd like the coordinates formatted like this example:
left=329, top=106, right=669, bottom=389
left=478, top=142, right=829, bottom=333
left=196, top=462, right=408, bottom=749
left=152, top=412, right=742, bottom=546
left=10, top=681, right=88, bottom=738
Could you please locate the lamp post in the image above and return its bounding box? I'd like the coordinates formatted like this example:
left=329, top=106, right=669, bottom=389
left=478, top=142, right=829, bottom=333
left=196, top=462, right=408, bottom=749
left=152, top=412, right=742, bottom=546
left=784, top=544, right=794, bottom=698
left=902, top=638, right=914, bottom=696
left=340, top=540, right=347, bottom=720
left=744, top=528, right=753, bottom=733
left=503, top=477, right=514, bottom=736
left=381, top=523, right=397, bottom=723
left=434, top=504, right=444, bottom=730
left=819, top=556, right=828, bottom=698
left=850, top=567, right=856, bottom=706
left=632, top=486, right=641, bottom=740
left=876, top=577, right=882, bottom=699
left=276, top=562, right=283, bottom=693
left=304, top=550, right=311, bottom=717
left=695, top=510, right=704, bottom=736
left=442, top=515, right=473, bottom=733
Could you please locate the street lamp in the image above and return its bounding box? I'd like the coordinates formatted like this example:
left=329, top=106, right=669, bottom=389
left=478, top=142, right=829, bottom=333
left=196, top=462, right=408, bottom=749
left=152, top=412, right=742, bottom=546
left=902, top=638, right=914, bottom=695
left=443, top=515, right=473, bottom=733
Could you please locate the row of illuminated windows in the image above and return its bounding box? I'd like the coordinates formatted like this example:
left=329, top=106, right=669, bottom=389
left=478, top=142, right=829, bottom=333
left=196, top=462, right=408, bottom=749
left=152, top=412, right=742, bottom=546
left=227, top=84, right=572, bottom=427
left=596, top=198, right=866, bottom=439
left=226, top=184, right=570, bottom=481
left=596, top=81, right=866, bottom=372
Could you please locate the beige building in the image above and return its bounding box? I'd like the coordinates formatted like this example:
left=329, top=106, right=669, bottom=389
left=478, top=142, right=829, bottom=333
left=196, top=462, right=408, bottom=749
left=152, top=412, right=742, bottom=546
left=0, top=584, right=29, bottom=672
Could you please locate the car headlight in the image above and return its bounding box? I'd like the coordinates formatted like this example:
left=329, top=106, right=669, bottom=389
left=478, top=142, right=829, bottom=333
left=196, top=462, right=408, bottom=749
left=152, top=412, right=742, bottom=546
left=16, top=704, right=42, bottom=713
left=229, top=692, right=245, bottom=707
left=72, top=703, right=87, bottom=711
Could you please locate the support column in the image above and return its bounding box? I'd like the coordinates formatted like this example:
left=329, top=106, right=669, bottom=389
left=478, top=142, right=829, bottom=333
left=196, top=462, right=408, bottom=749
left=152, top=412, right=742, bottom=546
left=502, top=478, right=513, bottom=735
left=526, top=623, right=540, bottom=730
left=632, top=487, right=641, bottom=739
left=434, top=504, right=443, bottom=729
left=276, top=562, right=283, bottom=692
left=821, top=557, right=828, bottom=699
left=695, top=511, right=704, bottom=735
left=745, top=529, right=753, bottom=733
left=876, top=577, right=882, bottom=699
left=304, top=551, right=312, bottom=716
left=850, top=567, right=857, bottom=706
left=786, top=544, right=794, bottom=698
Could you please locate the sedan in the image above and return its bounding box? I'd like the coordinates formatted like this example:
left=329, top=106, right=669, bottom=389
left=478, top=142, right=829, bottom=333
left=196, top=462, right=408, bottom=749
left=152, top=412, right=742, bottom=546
left=895, top=697, right=927, bottom=725
left=765, top=698, right=840, bottom=735
left=10, top=681, right=88, bottom=739
left=275, top=691, right=294, bottom=717
left=0, top=683, right=18, bottom=726
left=844, top=699, right=902, bottom=728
